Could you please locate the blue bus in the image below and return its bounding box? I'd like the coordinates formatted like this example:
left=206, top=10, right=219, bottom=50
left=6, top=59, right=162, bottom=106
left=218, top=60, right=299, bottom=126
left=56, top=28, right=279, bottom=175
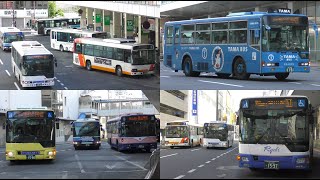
left=163, top=11, right=310, bottom=80
left=72, top=118, right=101, bottom=150
left=0, top=27, right=24, bottom=51
left=237, top=96, right=314, bottom=171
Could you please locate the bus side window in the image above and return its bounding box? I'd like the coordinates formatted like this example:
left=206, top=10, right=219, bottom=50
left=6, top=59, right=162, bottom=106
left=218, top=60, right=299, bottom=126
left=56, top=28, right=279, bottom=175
left=124, top=50, right=132, bottom=63
left=75, top=43, right=82, bottom=53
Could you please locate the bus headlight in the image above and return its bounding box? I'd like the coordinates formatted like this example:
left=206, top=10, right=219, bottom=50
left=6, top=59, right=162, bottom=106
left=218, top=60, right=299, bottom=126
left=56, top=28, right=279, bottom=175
left=241, top=157, right=249, bottom=162
left=95, top=141, right=101, bottom=144
left=7, top=151, right=14, bottom=157
left=48, top=151, right=53, bottom=156
left=296, top=158, right=307, bottom=164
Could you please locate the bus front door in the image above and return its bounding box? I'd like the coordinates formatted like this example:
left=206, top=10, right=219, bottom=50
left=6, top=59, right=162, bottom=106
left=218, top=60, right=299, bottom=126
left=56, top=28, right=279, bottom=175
left=165, top=25, right=180, bottom=70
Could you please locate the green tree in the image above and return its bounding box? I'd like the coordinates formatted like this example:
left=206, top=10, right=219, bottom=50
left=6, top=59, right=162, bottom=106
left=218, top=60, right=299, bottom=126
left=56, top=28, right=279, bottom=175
left=48, top=1, right=64, bottom=18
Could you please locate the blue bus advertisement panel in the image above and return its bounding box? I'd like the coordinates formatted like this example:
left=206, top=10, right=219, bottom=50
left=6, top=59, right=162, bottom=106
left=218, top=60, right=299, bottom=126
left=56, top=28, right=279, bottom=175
left=237, top=96, right=314, bottom=170
left=163, top=12, right=309, bottom=81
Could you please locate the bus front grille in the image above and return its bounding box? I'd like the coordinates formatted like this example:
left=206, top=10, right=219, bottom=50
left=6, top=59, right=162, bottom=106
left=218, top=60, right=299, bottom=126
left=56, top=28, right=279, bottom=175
left=197, top=62, right=208, bottom=71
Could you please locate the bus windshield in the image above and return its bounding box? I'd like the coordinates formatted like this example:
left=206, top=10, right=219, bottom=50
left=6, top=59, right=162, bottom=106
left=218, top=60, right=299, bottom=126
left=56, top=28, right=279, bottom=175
left=165, top=126, right=188, bottom=138
left=132, top=50, right=155, bottom=65
left=6, top=116, right=54, bottom=147
left=262, top=19, right=308, bottom=52
left=22, top=55, right=54, bottom=77
left=240, top=109, right=309, bottom=151
left=121, top=120, right=156, bottom=137
left=74, top=122, right=100, bottom=137
left=204, top=124, right=227, bottom=140
left=4, top=33, right=23, bottom=43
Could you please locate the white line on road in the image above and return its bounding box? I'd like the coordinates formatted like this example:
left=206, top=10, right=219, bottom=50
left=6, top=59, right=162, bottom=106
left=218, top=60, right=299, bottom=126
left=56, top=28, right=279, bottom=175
left=60, top=83, right=64, bottom=86
left=205, top=161, right=211, bottom=164
left=5, top=70, right=11, bottom=76
left=198, top=80, right=244, bottom=87
left=74, top=154, right=86, bottom=173
left=160, top=153, right=178, bottom=159
left=174, top=175, right=185, bottom=179
left=191, top=148, right=201, bottom=152
left=0, top=59, right=3, bottom=65
left=116, top=155, right=147, bottom=171
left=216, top=155, right=221, bottom=158
left=160, top=76, right=170, bottom=78
left=64, top=87, right=68, bottom=90
left=211, top=158, right=216, bottom=161
left=288, top=82, right=302, bottom=85
left=198, top=164, right=205, bottom=168
left=188, top=169, right=196, bottom=173
left=311, top=84, right=320, bottom=87
left=57, top=80, right=61, bottom=82
left=14, top=82, right=20, bottom=90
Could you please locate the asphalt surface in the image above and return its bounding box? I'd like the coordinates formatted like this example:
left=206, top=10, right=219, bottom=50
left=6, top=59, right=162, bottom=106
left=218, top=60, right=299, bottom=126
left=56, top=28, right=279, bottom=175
left=0, top=34, right=160, bottom=90
left=0, top=141, right=156, bottom=179
left=160, top=141, right=320, bottom=179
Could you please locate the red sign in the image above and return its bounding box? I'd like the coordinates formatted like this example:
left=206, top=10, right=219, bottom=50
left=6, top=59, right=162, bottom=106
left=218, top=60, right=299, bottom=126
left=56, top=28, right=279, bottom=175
left=127, top=116, right=149, bottom=121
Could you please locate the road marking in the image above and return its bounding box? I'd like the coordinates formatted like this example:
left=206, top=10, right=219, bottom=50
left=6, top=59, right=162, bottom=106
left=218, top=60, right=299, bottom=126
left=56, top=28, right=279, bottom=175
left=74, top=154, right=86, bottom=173
left=5, top=70, right=11, bottom=76
left=14, top=82, right=20, bottom=90
left=216, top=155, right=221, bottom=158
left=198, top=80, right=244, bottom=87
left=62, top=171, right=68, bottom=179
left=198, top=164, right=205, bottom=168
left=64, top=87, right=68, bottom=90
left=311, top=84, right=320, bottom=87
left=211, top=158, right=216, bottom=161
left=116, top=155, right=147, bottom=171
left=160, top=153, right=178, bottom=159
left=60, top=83, right=64, bottom=86
left=205, top=161, right=211, bottom=164
left=174, top=175, right=185, bottom=179
left=61, top=150, right=65, bottom=151
left=288, top=82, right=301, bottom=85
left=160, top=76, right=170, bottom=78
left=188, top=169, right=196, bottom=173
left=191, top=148, right=201, bottom=152
left=0, top=59, right=3, bottom=65
left=57, top=80, right=61, bottom=82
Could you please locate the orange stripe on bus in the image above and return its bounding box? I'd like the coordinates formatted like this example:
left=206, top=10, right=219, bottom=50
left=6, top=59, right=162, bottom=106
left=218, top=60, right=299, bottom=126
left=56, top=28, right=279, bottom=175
left=78, top=54, right=85, bottom=67
left=91, top=65, right=132, bottom=75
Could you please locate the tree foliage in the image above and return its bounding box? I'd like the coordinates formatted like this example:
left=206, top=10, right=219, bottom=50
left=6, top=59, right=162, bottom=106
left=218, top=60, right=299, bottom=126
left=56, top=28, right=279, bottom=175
left=48, top=1, right=64, bottom=18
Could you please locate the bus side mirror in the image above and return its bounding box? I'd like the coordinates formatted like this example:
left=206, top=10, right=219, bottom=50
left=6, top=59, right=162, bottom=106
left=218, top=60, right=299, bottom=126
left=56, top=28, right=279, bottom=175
left=54, top=58, right=57, bottom=67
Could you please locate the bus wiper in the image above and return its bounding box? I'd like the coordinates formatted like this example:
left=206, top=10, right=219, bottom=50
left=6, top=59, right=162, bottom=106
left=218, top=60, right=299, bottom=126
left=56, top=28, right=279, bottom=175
left=254, top=127, right=271, bottom=144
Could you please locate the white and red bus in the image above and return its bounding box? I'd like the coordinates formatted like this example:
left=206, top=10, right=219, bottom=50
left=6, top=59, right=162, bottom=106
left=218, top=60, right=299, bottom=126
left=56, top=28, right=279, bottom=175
left=72, top=38, right=156, bottom=76
left=106, top=114, right=158, bottom=153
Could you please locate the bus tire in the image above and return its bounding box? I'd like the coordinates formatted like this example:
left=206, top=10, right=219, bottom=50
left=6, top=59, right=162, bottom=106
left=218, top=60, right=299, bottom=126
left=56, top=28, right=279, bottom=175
left=216, top=73, right=231, bottom=78
left=116, top=66, right=123, bottom=77
left=183, top=57, right=200, bottom=77
left=275, top=73, right=289, bottom=81
left=233, top=57, right=250, bottom=80
left=86, top=60, right=92, bottom=71
left=60, top=45, right=64, bottom=52
left=170, top=146, right=174, bottom=149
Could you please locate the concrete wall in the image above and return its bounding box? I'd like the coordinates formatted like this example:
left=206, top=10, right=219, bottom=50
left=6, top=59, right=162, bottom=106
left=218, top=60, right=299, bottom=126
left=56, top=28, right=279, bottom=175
left=62, top=90, right=81, bottom=120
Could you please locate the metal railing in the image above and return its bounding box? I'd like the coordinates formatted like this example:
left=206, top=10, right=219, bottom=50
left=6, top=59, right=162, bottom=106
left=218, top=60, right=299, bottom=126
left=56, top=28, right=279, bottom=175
left=145, top=148, right=160, bottom=179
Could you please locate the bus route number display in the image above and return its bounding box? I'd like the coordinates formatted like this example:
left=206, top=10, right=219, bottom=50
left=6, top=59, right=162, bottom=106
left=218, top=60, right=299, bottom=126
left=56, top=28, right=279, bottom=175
left=8, top=111, right=47, bottom=118
left=127, top=116, right=149, bottom=121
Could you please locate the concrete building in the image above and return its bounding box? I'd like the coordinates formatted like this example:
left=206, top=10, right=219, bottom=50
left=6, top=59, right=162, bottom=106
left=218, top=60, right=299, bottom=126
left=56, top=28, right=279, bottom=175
left=0, top=1, right=48, bottom=29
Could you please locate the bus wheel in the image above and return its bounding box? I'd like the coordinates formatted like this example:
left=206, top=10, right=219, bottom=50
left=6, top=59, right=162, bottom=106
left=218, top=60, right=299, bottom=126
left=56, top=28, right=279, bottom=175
left=216, top=73, right=231, bottom=78
left=233, top=58, right=250, bottom=80
left=86, top=60, right=92, bottom=71
left=183, top=57, right=200, bottom=77
left=116, top=66, right=123, bottom=77
left=275, top=73, right=289, bottom=81
left=60, top=45, right=64, bottom=52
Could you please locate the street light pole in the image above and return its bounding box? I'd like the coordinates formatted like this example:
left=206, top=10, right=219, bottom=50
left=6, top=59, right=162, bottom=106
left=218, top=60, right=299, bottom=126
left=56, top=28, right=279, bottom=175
left=12, top=1, right=15, bottom=27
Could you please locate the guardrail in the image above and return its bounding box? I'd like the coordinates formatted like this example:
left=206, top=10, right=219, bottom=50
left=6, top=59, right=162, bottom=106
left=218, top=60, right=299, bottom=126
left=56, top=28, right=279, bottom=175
left=144, top=148, right=160, bottom=179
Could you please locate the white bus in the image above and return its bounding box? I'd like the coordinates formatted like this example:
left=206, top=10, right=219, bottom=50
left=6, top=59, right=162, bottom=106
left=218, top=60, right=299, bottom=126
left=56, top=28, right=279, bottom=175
left=11, top=41, right=57, bottom=88
left=50, top=28, right=111, bottom=52
left=164, top=121, right=203, bottom=149
left=0, top=27, right=24, bottom=51
left=73, top=38, right=156, bottom=76
left=202, top=121, right=235, bottom=149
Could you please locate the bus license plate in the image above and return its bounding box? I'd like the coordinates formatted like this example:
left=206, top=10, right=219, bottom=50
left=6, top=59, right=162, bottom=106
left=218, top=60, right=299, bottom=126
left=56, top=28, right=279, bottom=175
left=138, top=145, right=144, bottom=148
left=286, top=67, right=293, bottom=72
left=26, top=155, right=36, bottom=160
left=264, top=161, right=279, bottom=169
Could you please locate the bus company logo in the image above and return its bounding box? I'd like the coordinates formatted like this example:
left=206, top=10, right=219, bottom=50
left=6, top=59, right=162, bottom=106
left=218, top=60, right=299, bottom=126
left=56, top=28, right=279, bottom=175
left=202, top=47, right=207, bottom=59
left=264, top=146, right=280, bottom=154
left=268, top=54, right=274, bottom=61
left=94, top=57, right=111, bottom=66
left=212, top=46, right=224, bottom=72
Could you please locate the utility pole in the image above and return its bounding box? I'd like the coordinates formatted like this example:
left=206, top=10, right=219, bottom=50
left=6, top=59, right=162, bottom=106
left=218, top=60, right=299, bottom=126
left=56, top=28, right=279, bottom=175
left=12, top=1, right=16, bottom=27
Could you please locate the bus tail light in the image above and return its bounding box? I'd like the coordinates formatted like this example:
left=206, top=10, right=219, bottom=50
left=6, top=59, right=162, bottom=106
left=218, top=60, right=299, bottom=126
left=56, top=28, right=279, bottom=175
left=149, top=64, right=155, bottom=71
left=236, top=155, right=241, bottom=161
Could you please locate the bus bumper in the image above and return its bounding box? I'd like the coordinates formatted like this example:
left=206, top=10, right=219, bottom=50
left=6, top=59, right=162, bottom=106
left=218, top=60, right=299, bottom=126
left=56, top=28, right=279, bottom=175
left=73, top=141, right=101, bottom=148
left=203, top=142, right=227, bottom=148
left=118, top=143, right=157, bottom=151
left=2, top=46, right=11, bottom=51
left=261, top=66, right=310, bottom=74
left=237, top=154, right=311, bottom=170
left=130, top=71, right=155, bottom=76
left=21, top=80, right=55, bottom=87
left=5, top=150, right=56, bottom=160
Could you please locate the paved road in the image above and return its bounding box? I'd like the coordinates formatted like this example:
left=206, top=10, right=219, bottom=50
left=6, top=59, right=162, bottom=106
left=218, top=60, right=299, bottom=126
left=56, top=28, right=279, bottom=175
left=160, top=141, right=320, bottom=179
left=160, top=62, right=320, bottom=90
left=0, top=35, right=160, bottom=90
left=0, top=141, right=156, bottom=179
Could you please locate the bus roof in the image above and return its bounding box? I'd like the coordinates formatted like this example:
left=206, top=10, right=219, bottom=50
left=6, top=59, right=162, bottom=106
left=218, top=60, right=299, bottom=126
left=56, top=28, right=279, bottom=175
left=12, top=41, right=53, bottom=56
left=50, top=27, right=106, bottom=35
left=165, top=12, right=307, bottom=25
left=74, top=118, right=99, bottom=123
left=0, top=27, right=21, bottom=33
left=75, top=38, right=154, bottom=50
left=107, top=114, right=155, bottom=123
left=8, top=107, right=50, bottom=111
left=240, top=95, right=308, bottom=100
left=37, top=17, right=80, bottom=21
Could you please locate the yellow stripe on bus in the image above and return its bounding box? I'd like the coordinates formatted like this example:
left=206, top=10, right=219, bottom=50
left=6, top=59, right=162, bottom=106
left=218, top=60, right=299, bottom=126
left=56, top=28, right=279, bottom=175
left=91, top=65, right=132, bottom=75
